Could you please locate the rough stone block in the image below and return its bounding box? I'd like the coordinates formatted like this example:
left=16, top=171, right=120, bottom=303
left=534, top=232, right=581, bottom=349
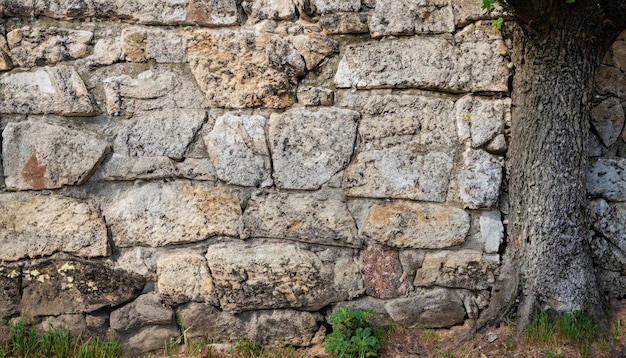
left=240, top=191, right=360, bottom=247
left=414, top=250, right=493, bottom=290
left=0, top=66, right=95, bottom=115
left=0, top=194, right=109, bottom=261
left=186, top=30, right=304, bottom=109
left=90, top=37, right=122, bottom=66
left=362, top=201, right=470, bottom=249
left=452, top=0, right=506, bottom=26
left=40, top=314, right=108, bottom=339
left=289, top=33, right=338, bottom=71
left=591, top=201, right=626, bottom=254
left=183, top=0, right=239, bottom=26
left=361, top=247, right=412, bottom=299
left=455, top=95, right=510, bottom=147
left=590, top=97, right=625, bottom=147
left=297, top=87, right=334, bottom=106
left=242, top=0, right=297, bottom=23
left=204, top=113, right=272, bottom=187
left=2, top=120, right=109, bottom=190
left=21, top=259, right=144, bottom=318
left=110, top=292, right=173, bottom=332
left=314, top=0, right=360, bottom=14
left=587, top=158, right=626, bottom=201
left=480, top=210, right=503, bottom=254
left=320, top=13, right=369, bottom=34
left=206, top=240, right=362, bottom=312
left=0, top=266, right=20, bottom=318
left=343, top=146, right=453, bottom=202
left=458, top=148, right=503, bottom=209
left=98, top=156, right=217, bottom=182
left=370, top=0, right=454, bottom=37
left=157, top=254, right=218, bottom=305
left=7, top=27, right=92, bottom=67
left=124, top=325, right=180, bottom=354
left=335, top=23, right=509, bottom=92
left=104, top=182, right=241, bottom=247
left=595, top=65, right=626, bottom=99
left=384, top=289, right=465, bottom=328
left=122, top=27, right=184, bottom=63
left=177, top=302, right=244, bottom=342
left=269, top=107, right=358, bottom=189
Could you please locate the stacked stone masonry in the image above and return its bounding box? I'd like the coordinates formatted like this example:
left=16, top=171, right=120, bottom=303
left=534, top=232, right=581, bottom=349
left=0, top=0, right=622, bottom=353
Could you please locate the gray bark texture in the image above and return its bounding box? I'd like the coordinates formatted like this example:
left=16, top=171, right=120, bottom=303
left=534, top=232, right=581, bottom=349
left=478, top=0, right=626, bottom=332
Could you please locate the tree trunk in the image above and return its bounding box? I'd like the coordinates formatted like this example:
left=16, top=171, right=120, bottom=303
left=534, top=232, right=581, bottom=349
left=478, top=0, right=626, bottom=332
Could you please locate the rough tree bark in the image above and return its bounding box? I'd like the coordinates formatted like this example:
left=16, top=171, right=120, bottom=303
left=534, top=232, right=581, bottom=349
left=478, top=0, right=626, bottom=332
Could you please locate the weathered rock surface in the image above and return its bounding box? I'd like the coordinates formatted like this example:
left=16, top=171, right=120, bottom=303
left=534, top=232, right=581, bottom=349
left=595, top=65, right=626, bottom=99
left=7, top=27, right=92, bottom=67
left=21, top=259, right=144, bottom=318
left=361, top=247, right=412, bottom=299
left=40, top=314, right=108, bottom=339
left=361, top=201, right=470, bottom=249
left=104, top=182, right=241, bottom=247
left=97, top=156, right=217, bottom=182
left=591, top=200, right=626, bottom=255
left=370, top=0, right=455, bottom=38
left=205, top=113, right=272, bottom=187
left=110, top=292, right=173, bottom=332
left=242, top=0, right=297, bottom=23
left=3, top=120, right=109, bottom=190
left=384, top=288, right=466, bottom=328
left=314, top=0, right=360, bottom=14
left=297, top=86, right=334, bottom=106
left=480, top=210, right=503, bottom=254
left=414, top=250, right=493, bottom=290
left=122, top=27, right=184, bottom=63
left=452, top=0, right=506, bottom=26
left=335, top=24, right=509, bottom=92
left=605, top=35, right=626, bottom=72
left=457, top=148, right=503, bottom=208
left=0, top=194, right=109, bottom=261
left=186, top=30, right=305, bottom=109
left=0, top=66, right=95, bottom=115
left=206, top=240, right=362, bottom=312
left=455, top=95, right=510, bottom=147
left=320, top=13, right=369, bottom=34
left=269, top=107, right=358, bottom=189
left=343, top=146, right=453, bottom=202
left=124, top=325, right=179, bottom=354
left=89, top=37, right=122, bottom=66
left=0, top=266, right=20, bottom=318
left=587, top=158, right=626, bottom=201
left=156, top=254, right=218, bottom=304
left=177, top=302, right=244, bottom=341
left=288, top=33, right=338, bottom=71
left=590, top=97, right=625, bottom=147
left=240, top=191, right=360, bottom=247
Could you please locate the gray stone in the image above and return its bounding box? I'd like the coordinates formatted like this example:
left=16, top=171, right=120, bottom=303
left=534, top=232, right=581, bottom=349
left=414, top=250, right=493, bottom=290
left=588, top=132, right=605, bottom=157
left=332, top=297, right=392, bottom=323
left=156, top=254, right=218, bottom=305
left=458, top=148, right=503, bottom=209
left=182, top=0, right=239, bottom=26
left=176, top=302, right=244, bottom=342
left=289, top=33, right=338, bottom=71
left=104, top=182, right=241, bottom=247
left=0, top=66, right=95, bottom=115
left=269, top=107, right=358, bottom=189
left=0, top=266, right=20, bottom=318
left=597, top=270, right=626, bottom=299
left=3, top=120, right=109, bottom=190
left=343, top=146, right=453, bottom=202
left=320, top=13, right=369, bottom=34
left=314, top=0, right=360, bottom=14
left=595, top=65, right=626, bottom=99
left=480, top=210, right=503, bottom=254
left=384, top=289, right=465, bottom=328
left=452, top=0, right=506, bottom=26
left=485, top=133, right=507, bottom=154
left=361, top=201, right=470, bottom=249
left=121, top=27, right=184, bottom=63
left=206, top=240, right=361, bottom=312
left=186, top=30, right=304, bottom=109
left=590, top=97, right=625, bottom=147
left=240, top=191, right=360, bottom=247
left=41, top=314, right=108, bottom=339
left=90, top=37, right=122, bottom=66
left=590, top=234, right=626, bottom=274
left=7, top=27, right=92, bottom=67
left=97, top=156, right=178, bottom=181
left=242, top=0, right=297, bottom=23
left=297, top=87, right=334, bottom=106
left=587, top=158, right=626, bottom=201
left=455, top=95, right=510, bottom=147
left=175, top=158, right=217, bottom=181
left=110, top=292, right=173, bottom=332
left=204, top=113, right=272, bottom=187
left=370, top=0, right=454, bottom=38
left=124, top=325, right=179, bottom=354
left=335, top=23, right=509, bottom=92
left=21, top=259, right=144, bottom=318
left=607, top=37, right=626, bottom=73
left=592, top=201, right=626, bottom=254
left=361, top=247, right=412, bottom=299
left=398, top=250, right=425, bottom=280
left=0, top=194, right=108, bottom=261
left=110, top=109, right=206, bottom=160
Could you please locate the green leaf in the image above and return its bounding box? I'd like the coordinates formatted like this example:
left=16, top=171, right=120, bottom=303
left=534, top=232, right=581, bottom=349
left=481, top=0, right=496, bottom=10
left=493, top=17, right=504, bottom=30
left=565, top=0, right=575, bottom=3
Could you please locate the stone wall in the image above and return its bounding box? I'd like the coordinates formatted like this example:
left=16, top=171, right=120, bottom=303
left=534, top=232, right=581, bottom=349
left=0, top=0, right=622, bottom=354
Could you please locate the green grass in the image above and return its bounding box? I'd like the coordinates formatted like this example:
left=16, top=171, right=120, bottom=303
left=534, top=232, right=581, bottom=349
left=0, top=320, right=121, bottom=358
left=324, top=308, right=381, bottom=358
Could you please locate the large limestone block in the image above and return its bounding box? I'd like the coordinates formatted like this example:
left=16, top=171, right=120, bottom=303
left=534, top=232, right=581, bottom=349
left=242, top=0, right=297, bottom=23
left=121, top=27, right=183, bottom=63
left=7, top=27, right=92, bottom=67
left=335, top=23, right=509, bottom=92
left=361, top=247, right=412, bottom=299
left=0, top=266, right=20, bottom=318
left=177, top=302, right=244, bottom=342
left=414, top=250, right=493, bottom=290
left=362, top=201, right=470, bottom=249
left=182, top=0, right=239, bottom=26
left=110, top=109, right=206, bottom=160
left=343, top=146, right=453, bottom=202
left=2, top=121, right=109, bottom=190
left=314, top=0, right=360, bottom=14
left=156, top=254, right=218, bottom=305
left=370, top=0, right=454, bottom=38
left=384, top=289, right=465, bottom=328
left=587, top=158, right=626, bottom=201
left=480, top=210, right=503, bottom=254
left=97, top=156, right=216, bottom=182
left=320, top=13, right=369, bottom=35
left=204, top=113, right=272, bottom=187
left=590, top=97, right=625, bottom=147
left=186, top=30, right=305, bottom=109
left=103, top=69, right=210, bottom=116
left=21, top=259, right=144, bottom=318
left=457, top=148, right=503, bottom=208
left=269, top=107, right=358, bottom=189
left=0, top=66, right=95, bottom=115
left=288, top=33, right=338, bottom=71
left=455, top=95, right=510, bottom=147
left=123, top=325, right=179, bottom=354
left=206, top=240, right=362, bottom=312
left=240, top=191, right=360, bottom=247
left=110, top=292, right=173, bottom=332
left=0, top=194, right=109, bottom=261
left=104, top=182, right=241, bottom=247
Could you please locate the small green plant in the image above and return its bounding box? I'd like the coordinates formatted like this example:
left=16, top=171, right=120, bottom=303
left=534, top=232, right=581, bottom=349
left=544, top=349, right=564, bottom=358
left=420, top=328, right=436, bottom=344
left=324, top=308, right=381, bottom=358
left=437, top=349, right=455, bottom=358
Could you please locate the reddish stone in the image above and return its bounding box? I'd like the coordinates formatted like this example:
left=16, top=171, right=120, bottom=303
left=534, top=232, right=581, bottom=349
left=361, top=247, right=412, bottom=299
